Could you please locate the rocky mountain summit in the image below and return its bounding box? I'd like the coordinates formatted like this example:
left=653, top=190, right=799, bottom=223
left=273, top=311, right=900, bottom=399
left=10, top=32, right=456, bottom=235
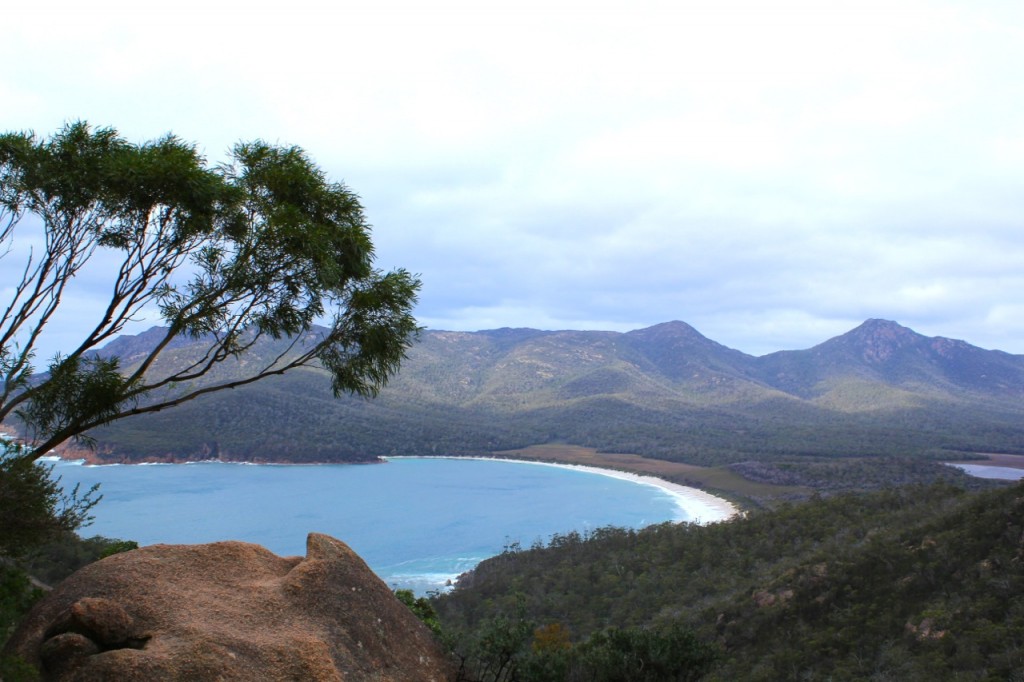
left=3, top=534, right=453, bottom=681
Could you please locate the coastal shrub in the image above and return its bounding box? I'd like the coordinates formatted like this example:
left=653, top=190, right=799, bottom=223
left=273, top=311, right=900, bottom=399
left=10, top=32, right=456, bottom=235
left=0, top=442, right=100, bottom=559
left=0, top=564, right=42, bottom=647
left=394, top=588, right=445, bottom=640
left=436, top=482, right=1024, bottom=679
left=444, top=592, right=716, bottom=682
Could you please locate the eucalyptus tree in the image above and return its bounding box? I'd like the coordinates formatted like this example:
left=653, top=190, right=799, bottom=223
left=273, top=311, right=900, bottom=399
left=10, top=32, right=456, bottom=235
left=0, top=122, right=420, bottom=461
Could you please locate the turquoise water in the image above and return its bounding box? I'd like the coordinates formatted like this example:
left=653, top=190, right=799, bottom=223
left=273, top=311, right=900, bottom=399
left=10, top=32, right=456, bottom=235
left=51, top=457, right=683, bottom=593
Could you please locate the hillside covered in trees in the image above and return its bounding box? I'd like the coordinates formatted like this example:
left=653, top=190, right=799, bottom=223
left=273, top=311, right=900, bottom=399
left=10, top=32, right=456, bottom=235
left=68, top=318, right=1024, bottom=500
left=432, top=480, right=1024, bottom=680
left=84, top=319, right=1024, bottom=465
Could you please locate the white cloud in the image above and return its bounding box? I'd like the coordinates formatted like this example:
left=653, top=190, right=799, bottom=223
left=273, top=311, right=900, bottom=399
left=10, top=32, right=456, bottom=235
left=3, top=0, right=1024, bottom=357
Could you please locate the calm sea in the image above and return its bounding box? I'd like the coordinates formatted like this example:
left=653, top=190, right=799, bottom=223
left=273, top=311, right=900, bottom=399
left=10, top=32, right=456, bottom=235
left=50, top=457, right=684, bottom=593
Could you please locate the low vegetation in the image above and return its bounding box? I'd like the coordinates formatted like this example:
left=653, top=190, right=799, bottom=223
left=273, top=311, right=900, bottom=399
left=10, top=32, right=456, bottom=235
left=432, top=480, right=1024, bottom=680
left=0, top=442, right=136, bottom=673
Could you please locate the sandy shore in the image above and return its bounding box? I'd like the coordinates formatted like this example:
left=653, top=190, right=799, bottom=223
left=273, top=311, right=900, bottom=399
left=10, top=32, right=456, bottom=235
left=385, top=456, right=739, bottom=525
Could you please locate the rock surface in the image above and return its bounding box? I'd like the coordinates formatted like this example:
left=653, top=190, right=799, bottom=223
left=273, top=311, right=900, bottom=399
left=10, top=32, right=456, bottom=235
left=4, top=533, right=454, bottom=681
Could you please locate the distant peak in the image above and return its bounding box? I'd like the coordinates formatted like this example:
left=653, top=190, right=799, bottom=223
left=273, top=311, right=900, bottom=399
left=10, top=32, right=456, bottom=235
left=630, top=320, right=702, bottom=336
left=851, top=319, right=921, bottom=341
left=826, top=319, right=925, bottom=363
left=859, top=319, right=909, bottom=331
left=624, top=321, right=742, bottom=355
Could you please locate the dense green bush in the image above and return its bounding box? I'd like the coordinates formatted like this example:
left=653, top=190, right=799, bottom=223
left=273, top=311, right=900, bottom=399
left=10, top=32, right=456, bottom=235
left=436, top=481, right=1024, bottom=679
left=0, top=442, right=100, bottom=559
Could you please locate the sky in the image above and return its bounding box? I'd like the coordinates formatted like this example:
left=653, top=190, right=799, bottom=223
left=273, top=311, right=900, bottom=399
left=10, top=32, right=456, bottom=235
left=3, top=0, right=1024, bottom=357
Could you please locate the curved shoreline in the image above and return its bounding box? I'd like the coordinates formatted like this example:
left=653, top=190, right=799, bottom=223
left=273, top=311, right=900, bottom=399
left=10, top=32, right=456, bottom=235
left=46, top=450, right=740, bottom=523
left=384, top=455, right=739, bottom=525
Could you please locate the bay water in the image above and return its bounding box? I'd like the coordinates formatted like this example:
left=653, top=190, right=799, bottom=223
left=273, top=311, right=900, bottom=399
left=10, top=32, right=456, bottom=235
left=50, top=457, right=685, bottom=593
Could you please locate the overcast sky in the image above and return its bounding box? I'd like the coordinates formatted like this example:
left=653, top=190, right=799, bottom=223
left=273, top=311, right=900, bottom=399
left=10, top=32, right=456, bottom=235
left=4, top=0, right=1024, bottom=357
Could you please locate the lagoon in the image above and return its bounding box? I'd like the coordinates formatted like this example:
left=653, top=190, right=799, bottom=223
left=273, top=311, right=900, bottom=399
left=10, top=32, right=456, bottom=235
left=50, top=456, right=711, bottom=593
left=947, top=463, right=1024, bottom=481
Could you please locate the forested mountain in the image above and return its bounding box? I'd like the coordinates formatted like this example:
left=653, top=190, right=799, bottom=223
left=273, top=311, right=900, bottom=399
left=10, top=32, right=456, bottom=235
left=73, top=320, right=1024, bottom=492
left=432, top=481, right=1024, bottom=680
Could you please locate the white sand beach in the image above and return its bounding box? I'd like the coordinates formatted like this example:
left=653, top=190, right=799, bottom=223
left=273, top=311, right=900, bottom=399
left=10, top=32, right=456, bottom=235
left=385, top=456, right=739, bottom=525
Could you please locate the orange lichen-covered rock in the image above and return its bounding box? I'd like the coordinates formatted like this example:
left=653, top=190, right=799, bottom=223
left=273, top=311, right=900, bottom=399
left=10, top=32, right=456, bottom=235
left=4, top=534, right=453, bottom=681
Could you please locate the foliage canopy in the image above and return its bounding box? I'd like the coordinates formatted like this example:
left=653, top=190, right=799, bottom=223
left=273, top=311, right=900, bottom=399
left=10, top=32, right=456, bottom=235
left=435, top=481, right=1024, bottom=680
left=0, top=122, right=420, bottom=460
left=0, top=440, right=99, bottom=559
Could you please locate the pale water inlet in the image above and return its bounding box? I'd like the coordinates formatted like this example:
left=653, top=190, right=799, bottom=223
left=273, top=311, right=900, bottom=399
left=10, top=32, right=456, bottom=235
left=946, top=463, right=1024, bottom=481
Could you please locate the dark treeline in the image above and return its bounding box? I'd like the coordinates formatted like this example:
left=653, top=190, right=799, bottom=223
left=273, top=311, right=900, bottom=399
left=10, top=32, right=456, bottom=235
left=86, top=369, right=1022, bottom=472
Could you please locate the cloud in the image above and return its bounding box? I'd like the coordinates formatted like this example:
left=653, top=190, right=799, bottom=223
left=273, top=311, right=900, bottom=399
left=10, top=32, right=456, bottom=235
left=3, top=0, right=1024, bottom=358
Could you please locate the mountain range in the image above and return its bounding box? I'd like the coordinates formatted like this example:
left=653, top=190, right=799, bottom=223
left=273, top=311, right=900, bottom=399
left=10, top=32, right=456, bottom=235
left=76, top=318, right=1024, bottom=482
